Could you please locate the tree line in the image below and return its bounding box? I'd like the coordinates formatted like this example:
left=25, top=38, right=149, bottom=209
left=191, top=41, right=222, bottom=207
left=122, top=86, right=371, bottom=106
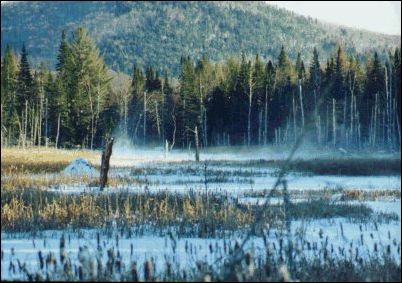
left=1, top=28, right=119, bottom=149
left=1, top=28, right=401, bottom=151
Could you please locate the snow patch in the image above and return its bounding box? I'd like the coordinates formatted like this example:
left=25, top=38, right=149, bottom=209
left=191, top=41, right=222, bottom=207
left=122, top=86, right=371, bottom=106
left=62, top=158, right=98, bottom=177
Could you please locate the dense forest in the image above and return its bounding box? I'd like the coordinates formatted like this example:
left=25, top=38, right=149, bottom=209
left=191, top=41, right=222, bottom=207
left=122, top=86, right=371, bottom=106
left=1, top=28, right=401, bottom=151
left=1, top=1, right=400, bottom=75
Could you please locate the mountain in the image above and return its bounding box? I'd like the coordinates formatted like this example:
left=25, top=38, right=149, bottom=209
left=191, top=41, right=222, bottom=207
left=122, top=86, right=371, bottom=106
left=1, top=1, right=400, bottom=75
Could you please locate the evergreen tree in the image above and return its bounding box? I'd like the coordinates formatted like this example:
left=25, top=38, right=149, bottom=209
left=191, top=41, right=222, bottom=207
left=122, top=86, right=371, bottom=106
left=265, top=60, right=276, bottom=140
left=333, top=46, right=347, bottom=100
left=252, top=54, right=265, bottom=144
left=16, top=43, right=34, bottom=112
left=309, top=47, right=321, bottom=114
left=128, top=63, right=145, bottom=144
left=231, top=53, right=249, bottom=144
left=56, top=30, right=71, bottom=75
left=276, top=45, right=296, bottom=87
left=68, top=27, right=112, bottom=148
left=1, top=45, right=19, bottom=144
left=361, top=51, right=385, bottom=141
left=179, top=56, right=198, bottom=145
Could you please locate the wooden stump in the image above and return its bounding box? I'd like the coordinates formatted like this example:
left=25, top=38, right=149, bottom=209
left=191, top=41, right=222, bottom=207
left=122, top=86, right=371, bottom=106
left=195, top=126, right=199, bottom=162
left=100, top=137, right=114, bottom=190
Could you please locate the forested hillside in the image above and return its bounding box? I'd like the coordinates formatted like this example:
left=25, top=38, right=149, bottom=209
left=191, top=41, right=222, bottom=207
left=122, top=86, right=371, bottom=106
left=1, top=26, right=401, bottom=151
left=1, top=1, right=400, bottom=75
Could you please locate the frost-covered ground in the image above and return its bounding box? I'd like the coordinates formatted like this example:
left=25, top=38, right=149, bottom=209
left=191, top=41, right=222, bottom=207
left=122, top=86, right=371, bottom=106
left=1, top=145, right=400, bottom=281
left=46, top=160, right=401, bottom=194
left=109, top=144, right=399, bottom=166
left=2, top=216, right=400, bottom=281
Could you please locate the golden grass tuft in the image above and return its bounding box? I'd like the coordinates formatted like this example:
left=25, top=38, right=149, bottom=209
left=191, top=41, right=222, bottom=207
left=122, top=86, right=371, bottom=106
left=1, top=146, right=100, bottom=174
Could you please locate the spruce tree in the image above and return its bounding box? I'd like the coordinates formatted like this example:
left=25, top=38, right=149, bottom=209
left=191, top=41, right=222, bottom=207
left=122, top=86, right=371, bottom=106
left=179, top=56, right=198, bottom=145
left=69, top=27, right=112, bottom=148
left=1, top=45, right=19, bottom=144
left=16, top=43, right=34, bottom=112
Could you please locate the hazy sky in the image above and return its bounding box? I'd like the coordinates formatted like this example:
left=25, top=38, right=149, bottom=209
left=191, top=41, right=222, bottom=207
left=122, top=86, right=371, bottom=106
left=1, top=1, right=401, bottom=35
left=267, top=1, right=401, bottom=35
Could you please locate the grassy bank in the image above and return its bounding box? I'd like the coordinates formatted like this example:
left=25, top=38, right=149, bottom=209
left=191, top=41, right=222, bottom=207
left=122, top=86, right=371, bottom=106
left=1, top=147, right=99, bottom=174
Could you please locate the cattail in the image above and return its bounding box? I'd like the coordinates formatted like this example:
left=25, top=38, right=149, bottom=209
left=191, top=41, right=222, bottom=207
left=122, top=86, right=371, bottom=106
left=144, top=259, right=153, bottom=282
left=183, top=270, right=187, bottom=281
left=97, top=232, right=100, bottom=249
left=106, top=248, right=114, bottom=274
left=78, top=265, right=83, bottom=281
left=115, top=258, right=121, bottom=274
left=340, top=223, right=344, bottom=238
left=165, top=261, right=172, bottom=278
left=60, top=234, right=66, bottom=264
left=234, top=241, right=240, bottom=251
left=46, top=253, right=51, bottom=269
left=245, top=252, right=252, bottom=266
left=89, top=258, right=96, bottom=278
left=131, top=262, right=138, bottom=282
left=35, top=273, right=42, bottom=281
left=38, top=251, right=44, bottom=270
left=94, top=257, right=102, bottom=276
left=63, top=259, right=71, bottom=275
left=9, top=261, right=15, bottom=274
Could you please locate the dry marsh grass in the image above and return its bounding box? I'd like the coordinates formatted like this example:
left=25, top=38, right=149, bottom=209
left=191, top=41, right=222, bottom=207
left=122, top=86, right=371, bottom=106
left=1, top=173, right=137, bottom=191
left=2, top=188, right=397, bottom=233
left=1, top=147, right=99, bottom=174
left=243, top=188, right=401, bottom=201
left=3, top=223, right=401, bottom=282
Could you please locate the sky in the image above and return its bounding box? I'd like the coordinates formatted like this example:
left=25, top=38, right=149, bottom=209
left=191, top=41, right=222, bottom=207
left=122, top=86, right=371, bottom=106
left=267, top=1, right=401, bottom=35
left=1, top=1, right=401, bottom=35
